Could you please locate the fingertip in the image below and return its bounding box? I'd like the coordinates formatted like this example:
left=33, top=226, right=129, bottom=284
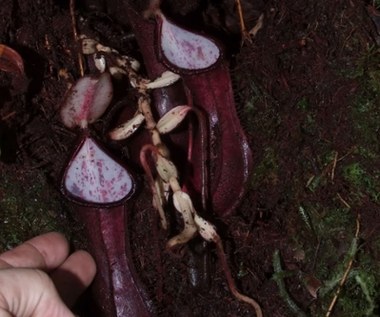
left=51, top=249, right=97, bottom=307
left=27, top=232, right=70, bottom=269
left=71, top=250, right=97, bottom=285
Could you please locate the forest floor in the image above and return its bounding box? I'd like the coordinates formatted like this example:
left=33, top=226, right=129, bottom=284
left=1, top=0, right=380, bottom=316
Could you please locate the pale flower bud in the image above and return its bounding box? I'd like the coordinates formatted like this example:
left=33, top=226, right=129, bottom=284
left=109, top=113, right=145, bottom=140
left=156, top=154, right=178, bottom=182
left=156, top=105, right=191, bottom=134
left=145, top=71, right=180, bottom=89
left=194, top=214, right=218, bottom=242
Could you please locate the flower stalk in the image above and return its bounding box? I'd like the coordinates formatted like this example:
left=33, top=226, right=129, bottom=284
left=84, top=36, right=262, bottom=316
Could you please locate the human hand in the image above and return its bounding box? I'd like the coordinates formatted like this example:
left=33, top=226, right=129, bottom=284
left=0, top=232, right=96, bottom=317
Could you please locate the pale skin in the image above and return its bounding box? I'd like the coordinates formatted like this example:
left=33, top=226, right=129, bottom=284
left=0, top=232, right=96, bottom=317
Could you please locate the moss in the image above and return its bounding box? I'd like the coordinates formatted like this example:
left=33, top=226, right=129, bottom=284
left=334, top=46, right=380, bottom=206
left=350, top=92, right=380, bottom=152
left=290, top=46, right=380, bottom=317
left=237, top=30, right=380, bottom=317
left=296, top=97, right=310, bottom=111
left=250, top=146, right=279, bottom=188
left=342, top=163, right=367, bottom=187
left=293, top=202, right=380, bottom=317
left=0, top=166, right=71, bottom=252
left=236, top=75, right=281, bottom=137
left=276, top=202, right=380, bottom=316
left=342, top=162, right=380, bottom=203
left=346, top=47, right=380, bottom=154
left=318, top=252, right=380, bottom=317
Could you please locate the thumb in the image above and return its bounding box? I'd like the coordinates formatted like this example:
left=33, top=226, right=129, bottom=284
left=0, top=268, right=75, bottom=317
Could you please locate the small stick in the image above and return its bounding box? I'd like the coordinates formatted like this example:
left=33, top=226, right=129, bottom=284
left=325, top=213, right=360, bottom=317
left=235, top=0, right=252, bottom=44
left=337, top=146, right=357, bottom=162
left=1, top=111, right=16, bottom=121
left=70, top=0, right=84, bottom=77
left=337, top=193, right=351, bottom=209
left=249, top=14, right=264, bottom=38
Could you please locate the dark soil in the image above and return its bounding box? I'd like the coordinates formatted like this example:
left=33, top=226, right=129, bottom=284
left=1, top=1, right=380, bottom=317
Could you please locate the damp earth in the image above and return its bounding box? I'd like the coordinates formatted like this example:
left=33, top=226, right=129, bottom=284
left=1, top=1, right=380, bottom=316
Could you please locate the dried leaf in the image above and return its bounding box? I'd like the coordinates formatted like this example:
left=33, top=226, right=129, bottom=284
left=0, top=44, right=24, bottom=75
left=81, top=37, right=98, bottom=55
left=303, top=274, right=322, bottom=299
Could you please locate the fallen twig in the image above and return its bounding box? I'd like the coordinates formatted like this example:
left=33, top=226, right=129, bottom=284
left=330, top=151, right=338, bottom=181
left=325, top=212, right=360, bottom=317
left=69, top=0, right=84, bottom=77
left=336, top=193, right=351, bottom=209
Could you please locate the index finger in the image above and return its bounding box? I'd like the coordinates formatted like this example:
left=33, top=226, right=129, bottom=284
left=0, top=232, right=70, bottom=271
